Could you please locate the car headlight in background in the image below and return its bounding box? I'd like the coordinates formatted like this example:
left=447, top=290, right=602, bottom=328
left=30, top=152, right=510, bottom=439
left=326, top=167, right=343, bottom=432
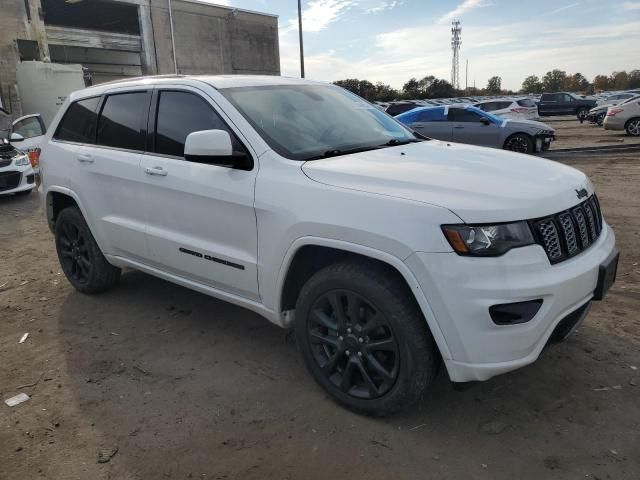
left=14, top=154, right=30, bottom=166
left=441, top=222, right=534, bottom=256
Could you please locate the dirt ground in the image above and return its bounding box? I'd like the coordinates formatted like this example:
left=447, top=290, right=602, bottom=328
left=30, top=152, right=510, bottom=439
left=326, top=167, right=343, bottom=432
left=545, top=116, right=640, bottom=149
left=1, top=121, right=639, bottom=479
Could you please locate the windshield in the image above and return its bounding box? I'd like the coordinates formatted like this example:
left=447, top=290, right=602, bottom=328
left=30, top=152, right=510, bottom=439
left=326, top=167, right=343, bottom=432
left=220, top=84, right=419, bottom=161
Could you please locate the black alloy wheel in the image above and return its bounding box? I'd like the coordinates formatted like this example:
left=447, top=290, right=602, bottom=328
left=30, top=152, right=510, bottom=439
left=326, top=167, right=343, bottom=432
left=504, top=133, right=533, bottom=154
left=307, top=289, right=400, bottom=399
left=58, top=221, right=92, bottom=285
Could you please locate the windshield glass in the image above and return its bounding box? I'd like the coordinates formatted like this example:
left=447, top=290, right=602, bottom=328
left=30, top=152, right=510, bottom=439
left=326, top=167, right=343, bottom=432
left=220, top=84, right=419, bottom=160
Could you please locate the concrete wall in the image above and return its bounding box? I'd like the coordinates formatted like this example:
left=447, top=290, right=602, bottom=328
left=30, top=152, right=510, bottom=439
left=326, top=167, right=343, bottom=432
left=149, top=0, right=280, bottom=76
left=0, top=0, right=49, bottom=116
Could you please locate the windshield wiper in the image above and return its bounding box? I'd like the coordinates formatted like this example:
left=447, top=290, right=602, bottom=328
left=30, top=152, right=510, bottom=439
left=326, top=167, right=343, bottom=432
left=382, top=138, right=423, bottom=146
left=305, top=144, right=385, bottom=160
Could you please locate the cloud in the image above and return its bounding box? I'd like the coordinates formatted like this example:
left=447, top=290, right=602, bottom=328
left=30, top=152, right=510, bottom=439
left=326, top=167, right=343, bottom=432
left=365, top=0, right=402, bottom=14
left=284, top=0, right=356, bottom=33
left=437, top=0, right=491, bottom=24
left=548, top=2, right=579, bottom=15
left=279, top=19, right=640, bottom=91
left=623, top=1, right=640, bottom=10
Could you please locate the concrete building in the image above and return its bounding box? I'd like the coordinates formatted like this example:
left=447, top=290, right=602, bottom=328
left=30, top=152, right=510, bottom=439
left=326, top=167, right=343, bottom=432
left=0, top=0, right=280, bottom=117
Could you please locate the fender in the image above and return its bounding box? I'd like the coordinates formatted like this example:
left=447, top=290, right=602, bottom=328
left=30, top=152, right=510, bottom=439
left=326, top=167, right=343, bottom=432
left=274, top=236, right=453, bottom=361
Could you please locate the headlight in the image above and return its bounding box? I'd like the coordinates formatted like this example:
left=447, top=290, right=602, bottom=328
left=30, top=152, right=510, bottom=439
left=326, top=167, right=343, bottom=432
left=441, top=221, right=534, bottom=256
left=14, top=154, right=30, bottom=166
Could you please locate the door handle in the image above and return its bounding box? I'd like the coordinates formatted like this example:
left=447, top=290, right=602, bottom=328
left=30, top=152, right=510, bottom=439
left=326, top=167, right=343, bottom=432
left=77, top=154, right=94, bottom=163
left=144, top=166, right=168, bottom=176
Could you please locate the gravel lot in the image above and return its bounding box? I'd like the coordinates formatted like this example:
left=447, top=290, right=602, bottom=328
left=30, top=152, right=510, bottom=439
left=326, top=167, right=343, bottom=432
left=1, top=120, right=639, bottom=479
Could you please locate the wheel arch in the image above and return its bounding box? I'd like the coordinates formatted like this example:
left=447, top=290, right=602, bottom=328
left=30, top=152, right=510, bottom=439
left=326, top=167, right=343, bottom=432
left=624, top=116, right=640, bottom=130
left=275, top=237, right=453, bottom=361
left=503, top=131, right=533, bottom=150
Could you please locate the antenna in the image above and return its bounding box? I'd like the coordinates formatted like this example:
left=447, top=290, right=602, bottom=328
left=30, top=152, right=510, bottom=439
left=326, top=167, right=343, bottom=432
left=451, top=20, right=461, bottom=89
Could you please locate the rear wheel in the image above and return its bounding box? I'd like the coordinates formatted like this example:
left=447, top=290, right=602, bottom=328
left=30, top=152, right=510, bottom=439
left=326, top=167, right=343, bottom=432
left=54, top=207, right=121, bottom=294
left=295, top=260, right=438, bottom=416
left=596, top=112, right=606, bottom=126
left=625, top=118, right=640, bottom=136
left=504, top=133, right=533, bottom=154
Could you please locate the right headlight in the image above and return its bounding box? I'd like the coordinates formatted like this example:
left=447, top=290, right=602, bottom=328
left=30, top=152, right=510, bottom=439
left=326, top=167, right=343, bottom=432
left=14, top=154, right=30, bottom=166
left=441, top=221, right=535, bottom=256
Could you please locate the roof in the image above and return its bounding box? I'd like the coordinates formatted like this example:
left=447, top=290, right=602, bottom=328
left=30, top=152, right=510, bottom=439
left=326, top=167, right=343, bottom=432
left=70, top=75, right=328, bottom=100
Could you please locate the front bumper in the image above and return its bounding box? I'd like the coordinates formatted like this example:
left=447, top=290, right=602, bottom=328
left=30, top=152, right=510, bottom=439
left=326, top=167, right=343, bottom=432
left=405, top=222, right=616, bottom=382
left=534, top=133, right=554, bottom=152
left=0, top=164, right=36, bottom=196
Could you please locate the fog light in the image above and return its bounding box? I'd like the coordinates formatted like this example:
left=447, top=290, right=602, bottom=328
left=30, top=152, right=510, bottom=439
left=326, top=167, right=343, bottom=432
left=489, top=299, right=543, bottom=325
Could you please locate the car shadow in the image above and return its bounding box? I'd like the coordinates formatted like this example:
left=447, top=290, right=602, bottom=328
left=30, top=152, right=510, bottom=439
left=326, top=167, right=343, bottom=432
left=56, top=270, right=640, bottom=479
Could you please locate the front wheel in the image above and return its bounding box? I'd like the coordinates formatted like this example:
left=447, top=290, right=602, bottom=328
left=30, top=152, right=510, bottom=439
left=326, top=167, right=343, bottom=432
left=54, top=206, right=121, bottom=294
left=596, top=112, right=606, bottom=126
left=504, top=133, right=533, bottom=154
left=577, top=107, right=589, bottom=122
left=625, top=118, right=640, bottom=136
left=295, top=260, right=438, bottom=416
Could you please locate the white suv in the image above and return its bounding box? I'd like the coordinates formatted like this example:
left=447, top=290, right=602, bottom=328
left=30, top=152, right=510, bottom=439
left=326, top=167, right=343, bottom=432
left=40, top=76, right=618, bottom=416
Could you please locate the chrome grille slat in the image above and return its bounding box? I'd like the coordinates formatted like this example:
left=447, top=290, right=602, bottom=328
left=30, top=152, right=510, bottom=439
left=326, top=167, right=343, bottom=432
left=532, top=195, right=603, bottom=264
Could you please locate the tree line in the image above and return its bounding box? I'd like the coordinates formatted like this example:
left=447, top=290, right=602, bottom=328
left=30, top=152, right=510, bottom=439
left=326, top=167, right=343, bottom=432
left=334, top=69, right=640, bottom=101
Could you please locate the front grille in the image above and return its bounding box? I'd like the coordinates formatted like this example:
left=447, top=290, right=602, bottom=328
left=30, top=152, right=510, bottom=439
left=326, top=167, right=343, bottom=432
left=531, top=195, right=603, bottom=264
left=0, top=171, right=21, bottom=192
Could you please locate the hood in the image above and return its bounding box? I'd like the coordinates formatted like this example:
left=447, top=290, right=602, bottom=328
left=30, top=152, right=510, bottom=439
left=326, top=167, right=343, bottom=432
left=503, top=119, right=554, bottom=132
left=302, top=141, right=591, bottom=223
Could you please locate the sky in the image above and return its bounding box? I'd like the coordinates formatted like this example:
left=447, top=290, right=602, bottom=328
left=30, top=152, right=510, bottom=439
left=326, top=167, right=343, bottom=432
left=208, top=0, right=640, bottom=90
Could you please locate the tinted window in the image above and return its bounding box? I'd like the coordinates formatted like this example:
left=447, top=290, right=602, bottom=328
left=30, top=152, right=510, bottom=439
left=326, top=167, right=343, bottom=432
left=55, top=97, right=100, bottom=143
left=155, top=91, right=244, bottom=158
left=517, top=99, right=536, bottom=107
left=416, top=108, right=446, bottom=121
left=448, top=108, right=483, bottom=122
left=13, top=116, right=45, bottom=139
left=476, top=102, right=493, bottom=111
left=562, top=94, right=574, bottom=102
left=540, top=93, right=554, bottom=101
left=96, top=92, right=149, bottom=150
left=495, top=101, right=512, bottom=110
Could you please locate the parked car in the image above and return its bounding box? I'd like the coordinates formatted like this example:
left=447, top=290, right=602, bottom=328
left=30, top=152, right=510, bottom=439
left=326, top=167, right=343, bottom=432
left=10, top=113, right=46, bottom=171
left=0, top=140, right=36, bottom=196
left=474, top=98, right=538, bottom=120
left=396, top=105, right=555, bottom=154
left=537, top=92, right=597, bottom=120
left=385, top=101, right=420, bottom=116
left=596, top=93, right=636, bottom=106
left=40, top=76, right=617, bottom=416
left=588, top=95, right=640, bottom=126
left=603, top=97, right=640, bottom=136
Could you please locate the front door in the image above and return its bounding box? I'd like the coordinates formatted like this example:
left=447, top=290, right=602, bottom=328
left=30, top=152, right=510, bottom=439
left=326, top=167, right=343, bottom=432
left=140, top=87, right=260, bottom=301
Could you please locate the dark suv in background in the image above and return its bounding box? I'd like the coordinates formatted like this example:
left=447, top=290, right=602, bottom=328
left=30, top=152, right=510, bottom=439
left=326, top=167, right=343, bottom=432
left=537, top=92, right=597, bottom=120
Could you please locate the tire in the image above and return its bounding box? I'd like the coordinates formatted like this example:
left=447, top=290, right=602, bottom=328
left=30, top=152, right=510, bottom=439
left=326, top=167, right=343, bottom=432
left=14, top=188, right=32, bottom=196
left=576, top=107, right=589, bottom=122
left=625, top=118, right=640, bottom=137
left=295, top=260, right=438, bottom=416
left=596, top=112, right=606, bottom=126
left=54, top=206, right=121, bottom=294
left=503, top=133, right=533, bottom=154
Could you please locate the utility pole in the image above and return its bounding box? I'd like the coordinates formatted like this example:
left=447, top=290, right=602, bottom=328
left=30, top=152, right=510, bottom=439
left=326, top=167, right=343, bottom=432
left=450, top=20, right=461, bottom=89
left=298, top=0, right=305, bottom=78
left=465, top=59, right=468, bottom=91
left=168, top=0, right=178, bottom=73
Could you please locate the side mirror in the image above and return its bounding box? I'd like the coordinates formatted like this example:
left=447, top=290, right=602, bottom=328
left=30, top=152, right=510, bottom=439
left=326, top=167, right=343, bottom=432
left=480, top=117, right=491, bottom=125
left=184, top=129, right=252, bottom=170
left=10, top=132, right=24, bottom=143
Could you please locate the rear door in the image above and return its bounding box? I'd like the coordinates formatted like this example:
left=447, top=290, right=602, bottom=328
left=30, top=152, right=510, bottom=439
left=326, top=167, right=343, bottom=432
left=410, top=108, right=453, bottom=141
left=448, top=108, right=501, bottom=147
left=70, top=88, right=151, bottom=261
left=538, top=93, right=557, bottom=115
left=140, top=86, right=260, bottom=300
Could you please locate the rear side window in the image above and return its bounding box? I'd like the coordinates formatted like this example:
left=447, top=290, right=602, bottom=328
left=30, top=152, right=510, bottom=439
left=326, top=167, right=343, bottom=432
left=495, top=101, right=512, bottom=110
left=154, top=90, right=244, bottom=158
left=96, top=92, right=150, bottom=151
left=55, top=97, right=100, bottom=143
left=416, top=108, right=446, bottom=122
left=540, top=93, right=554, bottom=101
left=517, top=99, right=536, bottom=107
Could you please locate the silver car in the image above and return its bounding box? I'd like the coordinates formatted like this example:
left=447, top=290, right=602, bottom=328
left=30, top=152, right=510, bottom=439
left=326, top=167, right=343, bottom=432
left=395, top=105, right=555, bottom=154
